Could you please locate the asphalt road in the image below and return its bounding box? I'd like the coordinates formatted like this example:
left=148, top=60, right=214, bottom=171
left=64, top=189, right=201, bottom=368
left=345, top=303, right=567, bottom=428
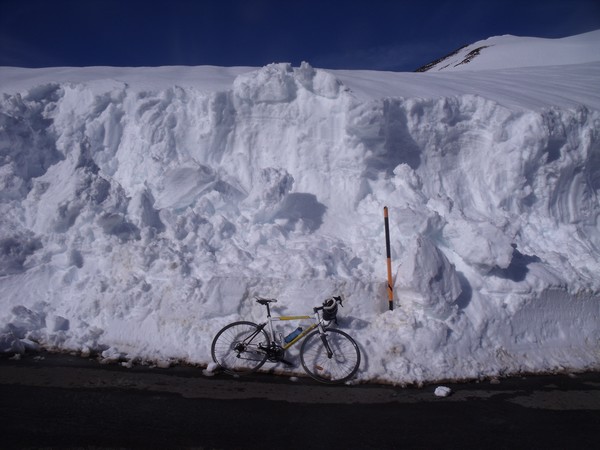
left=1, top=352, right=599, bottom=449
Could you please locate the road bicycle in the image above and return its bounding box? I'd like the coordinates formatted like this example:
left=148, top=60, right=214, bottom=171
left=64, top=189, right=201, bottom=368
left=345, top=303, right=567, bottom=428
left=211, top=296, right=361, bottom=384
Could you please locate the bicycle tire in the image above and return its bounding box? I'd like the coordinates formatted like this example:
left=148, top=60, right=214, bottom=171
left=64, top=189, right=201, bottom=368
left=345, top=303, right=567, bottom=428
left=211, top=321, right=270, bottom=375
left=300, top=328, right=361, bottom=384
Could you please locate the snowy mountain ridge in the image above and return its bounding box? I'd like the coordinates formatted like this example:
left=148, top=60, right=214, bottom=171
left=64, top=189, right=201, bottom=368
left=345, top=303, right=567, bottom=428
left=0, top=31, right=599, bottom=385
left=417, top=29, right=600, bottom=72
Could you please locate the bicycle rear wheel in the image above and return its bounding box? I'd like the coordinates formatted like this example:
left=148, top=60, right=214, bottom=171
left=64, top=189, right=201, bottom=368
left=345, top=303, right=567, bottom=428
left=211, top=321, right=270, bottom=375
left=300, top=329, right=361, bottom=384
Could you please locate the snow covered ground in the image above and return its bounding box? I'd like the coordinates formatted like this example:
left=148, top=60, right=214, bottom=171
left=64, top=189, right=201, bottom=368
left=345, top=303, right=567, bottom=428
left=1, top=30, right=599, bottom=385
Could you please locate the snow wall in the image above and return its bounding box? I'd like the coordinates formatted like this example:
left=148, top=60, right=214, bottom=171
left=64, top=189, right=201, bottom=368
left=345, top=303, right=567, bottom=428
left=1, top=62, right=599, bottom=384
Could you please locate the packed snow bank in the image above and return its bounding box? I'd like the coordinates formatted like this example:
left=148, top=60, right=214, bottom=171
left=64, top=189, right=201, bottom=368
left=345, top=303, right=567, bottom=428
left=1, top=41, right=599, bottom=384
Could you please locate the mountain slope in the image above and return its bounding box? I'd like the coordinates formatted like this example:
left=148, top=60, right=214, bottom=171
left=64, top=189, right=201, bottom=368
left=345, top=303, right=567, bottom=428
left=417, top=29, right=600, bottom=72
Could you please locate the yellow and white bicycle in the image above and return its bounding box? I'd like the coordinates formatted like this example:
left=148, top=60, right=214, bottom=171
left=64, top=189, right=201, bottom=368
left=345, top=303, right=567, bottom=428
left=211, top=296, right=361, bottom=384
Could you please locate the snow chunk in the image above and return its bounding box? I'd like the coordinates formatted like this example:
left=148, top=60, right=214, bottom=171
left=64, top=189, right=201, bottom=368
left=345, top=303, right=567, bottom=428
left=233, top=63, right=297, bottom=103
left=154, top=166, right=217, bottom=210
left=295, top=61, right=343, bottom=98
left=397, top=236, right=461, bottom=320
left=444, top=221, right=514, bottom=272
left=233, top=62, right=344, bottom=104
left=202, top=362, right=220, bottom=376
left=434, top=386, right=452, bottom=397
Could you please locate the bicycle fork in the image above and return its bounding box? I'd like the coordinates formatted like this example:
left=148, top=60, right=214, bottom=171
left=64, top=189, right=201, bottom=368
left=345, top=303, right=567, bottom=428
left=315, top=309, right=334, bottom=359
left=319, top=331, right=334, bottom=358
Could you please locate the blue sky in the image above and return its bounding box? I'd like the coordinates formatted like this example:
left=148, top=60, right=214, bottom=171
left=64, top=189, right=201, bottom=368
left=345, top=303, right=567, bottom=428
left=1, top=0, right=599, bottom=71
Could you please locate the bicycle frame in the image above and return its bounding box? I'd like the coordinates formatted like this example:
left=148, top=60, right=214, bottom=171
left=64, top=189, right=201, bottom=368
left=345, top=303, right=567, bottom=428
left=261, top=303, right=327, bottom=350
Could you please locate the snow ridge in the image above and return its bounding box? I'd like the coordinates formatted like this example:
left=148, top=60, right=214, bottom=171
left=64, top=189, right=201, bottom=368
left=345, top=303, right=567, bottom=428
left=418, top=29, right=600, bottom=72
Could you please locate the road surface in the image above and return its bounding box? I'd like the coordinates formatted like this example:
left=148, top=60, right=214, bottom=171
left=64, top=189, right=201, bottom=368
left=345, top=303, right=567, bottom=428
left=1, top=352, right=599, bottom=449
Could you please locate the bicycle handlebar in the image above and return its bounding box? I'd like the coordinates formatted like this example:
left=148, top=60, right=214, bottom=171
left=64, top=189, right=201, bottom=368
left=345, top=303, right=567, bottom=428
left=313, top=295, right=344, bottom=312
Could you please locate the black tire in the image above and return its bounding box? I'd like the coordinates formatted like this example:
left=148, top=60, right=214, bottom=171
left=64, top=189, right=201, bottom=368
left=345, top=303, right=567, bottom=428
left=211, top=321, right=270, bottom=375
left=300, top=328, right=361, bottom=384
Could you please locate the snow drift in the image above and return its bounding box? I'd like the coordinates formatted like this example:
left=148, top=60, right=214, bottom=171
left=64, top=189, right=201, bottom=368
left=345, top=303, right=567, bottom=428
left=1, top=31, right=599, bottom=384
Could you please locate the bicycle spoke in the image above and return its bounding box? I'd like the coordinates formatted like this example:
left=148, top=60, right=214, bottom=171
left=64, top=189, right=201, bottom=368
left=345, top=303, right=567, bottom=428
left=300, top=329, right=360, bottom=384
left=211, top=322, right=269, bottom=375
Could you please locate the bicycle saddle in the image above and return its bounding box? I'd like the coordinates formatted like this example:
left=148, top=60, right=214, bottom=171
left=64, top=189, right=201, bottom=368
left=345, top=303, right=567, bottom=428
left=255, top=297, right=277, bottom=305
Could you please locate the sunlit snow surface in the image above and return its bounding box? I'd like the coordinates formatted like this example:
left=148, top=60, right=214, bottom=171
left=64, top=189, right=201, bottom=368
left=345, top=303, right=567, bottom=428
left=1, top=31, right=599, bottom=384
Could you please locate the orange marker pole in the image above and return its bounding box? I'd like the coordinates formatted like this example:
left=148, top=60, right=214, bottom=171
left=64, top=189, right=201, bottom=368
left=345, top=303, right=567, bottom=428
left=383, top=206, right=394, bottom=310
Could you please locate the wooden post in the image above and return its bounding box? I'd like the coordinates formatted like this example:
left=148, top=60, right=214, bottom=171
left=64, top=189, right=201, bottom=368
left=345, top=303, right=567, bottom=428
left=383, top=206, right=394, bottom=310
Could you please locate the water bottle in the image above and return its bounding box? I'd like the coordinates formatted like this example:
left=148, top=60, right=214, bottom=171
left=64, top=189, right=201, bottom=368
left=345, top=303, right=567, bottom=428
left=284, top=327, right=303, bottom=343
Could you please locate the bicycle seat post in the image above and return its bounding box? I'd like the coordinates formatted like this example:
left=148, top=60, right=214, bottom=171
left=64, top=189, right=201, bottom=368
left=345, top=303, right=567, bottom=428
left=256, top=297, right=276, bottom=317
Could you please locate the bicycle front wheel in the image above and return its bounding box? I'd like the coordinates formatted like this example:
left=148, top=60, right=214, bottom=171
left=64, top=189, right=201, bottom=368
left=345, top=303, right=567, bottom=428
left=211, top=321, right=270, bottom=375
left=300, top=329, right=361, bottom=384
